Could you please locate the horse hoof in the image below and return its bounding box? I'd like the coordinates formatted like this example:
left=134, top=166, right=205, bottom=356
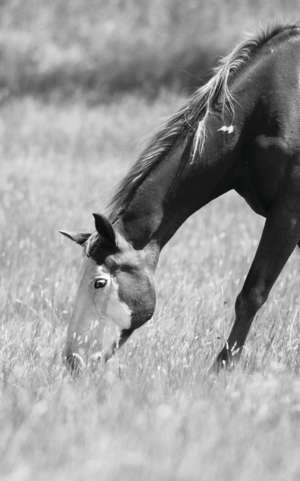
left=208, top=353, right=237, bottom=374
left=208, top=358, right=227, bottom=375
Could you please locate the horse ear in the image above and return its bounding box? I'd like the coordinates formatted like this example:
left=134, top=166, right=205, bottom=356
left=59, top=231, right=91, bottom=246
left=92, top=213, right=116, bottom=246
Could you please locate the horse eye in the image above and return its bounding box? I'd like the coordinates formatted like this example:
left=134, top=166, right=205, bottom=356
left=94, top=278, right=107, bottom=289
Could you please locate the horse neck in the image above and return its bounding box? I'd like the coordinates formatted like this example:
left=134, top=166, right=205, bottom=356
left=115, top=114, right=239, bottom=263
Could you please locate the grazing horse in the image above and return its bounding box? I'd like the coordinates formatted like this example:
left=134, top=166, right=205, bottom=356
left=61, top=24, right=300, bottom=372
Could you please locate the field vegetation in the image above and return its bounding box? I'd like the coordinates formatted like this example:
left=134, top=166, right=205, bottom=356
left=1, top=1, right=300, bottom=480
left=1, top=93, right=300, bottom=480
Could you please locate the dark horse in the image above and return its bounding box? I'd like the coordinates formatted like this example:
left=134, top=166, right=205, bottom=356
left=61, top=24, right=300, bottom=371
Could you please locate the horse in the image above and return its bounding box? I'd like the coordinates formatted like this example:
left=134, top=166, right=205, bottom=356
left=61, top=23, right=300, bottom=372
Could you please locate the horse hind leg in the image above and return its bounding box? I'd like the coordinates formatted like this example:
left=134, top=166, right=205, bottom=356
left=212, top=192, right=300, bottom=371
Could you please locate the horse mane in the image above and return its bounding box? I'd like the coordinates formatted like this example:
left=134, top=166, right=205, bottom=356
left=109, top=23, right=300, bottom=222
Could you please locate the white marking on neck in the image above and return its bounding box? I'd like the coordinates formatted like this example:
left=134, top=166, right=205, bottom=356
left=218, top=124, right=234, bottom=134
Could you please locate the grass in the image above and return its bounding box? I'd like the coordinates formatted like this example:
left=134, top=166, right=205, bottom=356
left=1, top=92, right=300, bottom=480
left=0, top=0, right=300, bottom=99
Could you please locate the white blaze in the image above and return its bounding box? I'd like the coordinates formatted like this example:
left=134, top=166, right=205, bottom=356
left=66, top=257, right=131, bottom=363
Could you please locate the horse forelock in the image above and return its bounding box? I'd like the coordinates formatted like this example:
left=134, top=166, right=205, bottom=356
left=84, top=232, right=98, bottom=258
left=84, top=232, right=120, bottom=265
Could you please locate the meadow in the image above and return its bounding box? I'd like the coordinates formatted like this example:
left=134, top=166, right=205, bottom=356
left=1, top=91, right=300, bottom=480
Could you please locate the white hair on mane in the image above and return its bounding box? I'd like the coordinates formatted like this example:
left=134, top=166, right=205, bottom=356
left=190, top=31, right=272, bottom=160
left=109, top=23, right=300, bottom=221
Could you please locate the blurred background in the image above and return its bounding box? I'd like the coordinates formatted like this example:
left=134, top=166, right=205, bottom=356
left=0, top=0, right=299, bottom=103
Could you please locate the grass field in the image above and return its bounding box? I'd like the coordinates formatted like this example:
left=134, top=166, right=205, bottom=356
left=1, top=92, right=300, bottom=481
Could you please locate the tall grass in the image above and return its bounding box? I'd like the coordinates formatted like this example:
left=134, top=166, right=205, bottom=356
left=0, top=0, right=299, bottom=100
left=1, top=93, right=300, bottom=479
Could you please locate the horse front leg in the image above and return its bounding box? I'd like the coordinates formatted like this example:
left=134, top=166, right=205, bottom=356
left=213, top=195, right=300, bottom=371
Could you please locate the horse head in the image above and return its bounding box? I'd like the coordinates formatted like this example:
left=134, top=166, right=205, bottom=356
left=60, top=213, right=156, bottom=372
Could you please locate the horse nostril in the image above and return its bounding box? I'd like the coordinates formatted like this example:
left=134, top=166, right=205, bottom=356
left=64, top=350, right=86, bottom=374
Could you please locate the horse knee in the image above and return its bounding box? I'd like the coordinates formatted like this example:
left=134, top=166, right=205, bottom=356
left=236, top=287, right=268, bottom=317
